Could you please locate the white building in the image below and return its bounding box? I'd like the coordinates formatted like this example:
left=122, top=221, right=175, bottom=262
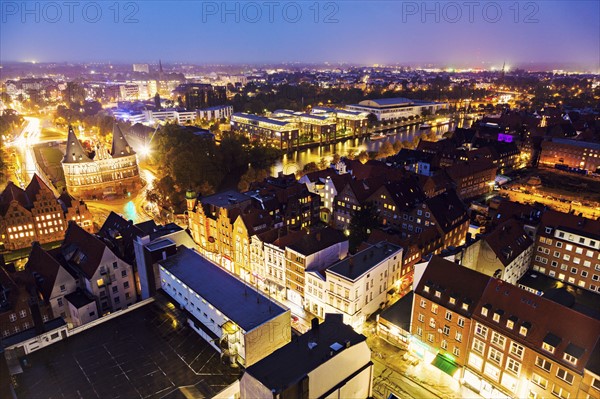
left=240, top=313, right=373, bottom=399
left=298, top=171, right=349, bottom=224
left=458, top=219, right=533, bottom=285
left=346, top=97, right=447, bottom=121
left=143, top=109, right=196, bottom=124
left=305, top=242, right=403, bottom=328
left=132, top=63, right=150, bottom=73
left=159, top=246, right=291, bottom=367
left=197, top=105, right=233, bottom=121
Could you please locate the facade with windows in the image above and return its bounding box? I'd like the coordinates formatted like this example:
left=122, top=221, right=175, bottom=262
left=411, top=256, right=491, bottom=375
left=531, top=211, right=600, bottom=295
left=0, top=175, right=93, bottom=251
left=410, top=256, right=600, bottom=399
left=304, top=242, right=402, bottom=327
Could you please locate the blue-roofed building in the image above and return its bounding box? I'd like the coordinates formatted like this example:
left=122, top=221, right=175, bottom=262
left=346, top=97, right=447, bottom=121
left=158, top=246, right=291, bottom=366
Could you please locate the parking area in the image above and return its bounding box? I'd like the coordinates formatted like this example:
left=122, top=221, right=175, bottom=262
left=14, top=298, right=241, bottom=399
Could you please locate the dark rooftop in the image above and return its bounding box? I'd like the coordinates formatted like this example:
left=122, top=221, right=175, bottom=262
left=285, top=227, right=347, bottom=256
left=65, top=289, right=95, bottom=309
left=13, top=298, right=241, bottom=399
left=379, top=292, right=414, bottom=330
left=200, top=190, right=251, bottom=209
left=328, top=242, right=402, bottom=281
left=159, top=247, right=287, bottom=332
left=517, top=270, right=600, bottom=320
left=244, top=314, right=367, bottom=393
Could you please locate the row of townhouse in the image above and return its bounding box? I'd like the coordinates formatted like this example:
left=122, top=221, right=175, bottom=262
left=1, top=220, right=137, bottom=339
left=410, top=256, right=600, bottom=399
left=187, top=174, right=321, bottom=277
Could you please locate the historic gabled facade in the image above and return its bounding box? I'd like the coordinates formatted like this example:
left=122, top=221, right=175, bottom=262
left=62, top=124, right=141, bottom=199
left=0, top=175, right=93, bottom=251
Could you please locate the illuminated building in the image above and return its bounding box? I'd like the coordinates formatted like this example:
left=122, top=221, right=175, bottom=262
left=539, top=139, right=600, bottom=173
left=62, top=124, right=141, bottom=199
left=0, top=175, right=93, bottom=251
left=231, top=113, right=300, bottom=149
left=411, top=256, right=600, bottom=399
left=158, top=246, right=291, bottom=366
left=196, top=105, right=233, bottom=121
left=530, top=210, right=600, bottom=295
left=240, top=314, right=373, bottom=399
left=304, top=241, right=402, bottom=327
left=345, top=97, right=447, bottom=121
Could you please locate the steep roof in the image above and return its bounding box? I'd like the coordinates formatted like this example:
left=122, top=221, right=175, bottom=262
left=474, top=279, right=600, bottom=374
left=425, top=189, right=468, bottom=233
left=25, top=242, right=68, bottom=302
left=60, top=222, right=107, bottom=280
left=416, top=256, right=492, bottom=317
left=63, top=125, right=92, bottom=163
left=483, top=219, right=533, bottom=267
left=24, top=174, right=52, bottom=203
left=0, top=181, right=30, bottom=215
left=110, top=124, right=136, bottom=158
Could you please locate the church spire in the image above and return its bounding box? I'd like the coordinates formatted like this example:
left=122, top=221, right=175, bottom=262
left=63, top=125, right=92, bottom=164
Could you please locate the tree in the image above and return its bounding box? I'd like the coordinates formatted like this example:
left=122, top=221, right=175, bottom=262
left=393, top=140, right=404, bottom=153
left=357, top=150, right=370, bottom=164
left=318, top=157, right=329, bottom=170
left=377, top=141, right=395, bottom=159
left=348, top=202, right=378, bottom=253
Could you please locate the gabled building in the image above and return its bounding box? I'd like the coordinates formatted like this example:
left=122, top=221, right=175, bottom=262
left=57, top=222, right=136, bottom=315
left=240, top=313, right=373, bottom=399
left=25, top=242, right=78, bottom=322
left=459, top=219, right=534, bottom=284
left=0, top=175, right=93, bottom=250
left=61, top=124, right=141, bottom=199
left=412, top=256, right=492, bottom=376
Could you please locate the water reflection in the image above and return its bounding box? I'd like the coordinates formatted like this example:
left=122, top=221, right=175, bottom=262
left=272, top=118, right=469, bottom=175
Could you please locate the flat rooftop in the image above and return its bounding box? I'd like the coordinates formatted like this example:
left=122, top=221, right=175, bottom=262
left=244, top=314, right=366, bottom=393
left=14, top=297, right=241, bottom=399
left=328, top=242, right=402, bottom=281
left=159, top=247, right=288, bottom=332
left=200, top=189, right=250, bottom=208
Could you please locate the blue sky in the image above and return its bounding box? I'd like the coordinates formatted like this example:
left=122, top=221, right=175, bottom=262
left=1, top=1, right=599, bottom=70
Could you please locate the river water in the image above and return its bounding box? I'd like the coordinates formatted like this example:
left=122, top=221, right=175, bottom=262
left=270, top=118, right=470, bottom=175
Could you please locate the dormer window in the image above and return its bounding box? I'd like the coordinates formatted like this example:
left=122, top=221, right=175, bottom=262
left=542, top=332, right=561, bottom=355
left=493, top=311, right=502, bottom=323
left=563, top=353, right=577, bottom=365
left=424, top=285, right=430, bottom=293
left=507, top=320, right=514, bottom=329
left=542, top=342, right=555, bottom=354
left=435, top=290, right=441, bottom=298
left=449, top=297, right=456, bottom=305
left=462, top=303, right=469, bottom=311
left=563, top=343, right=583, bottom=366
left=481, top=307, right=489, bottom=317
left=519, top=322, right=531, bottom=337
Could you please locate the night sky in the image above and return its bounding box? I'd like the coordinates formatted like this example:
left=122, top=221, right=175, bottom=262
left=1, top=0, right=599, bottom=70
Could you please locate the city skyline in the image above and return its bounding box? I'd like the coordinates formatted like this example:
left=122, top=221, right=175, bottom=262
left=1, top=1, right=599, bottom=71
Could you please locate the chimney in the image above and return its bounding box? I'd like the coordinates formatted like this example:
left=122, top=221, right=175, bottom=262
left=311, top=317, right=319, bottom=332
